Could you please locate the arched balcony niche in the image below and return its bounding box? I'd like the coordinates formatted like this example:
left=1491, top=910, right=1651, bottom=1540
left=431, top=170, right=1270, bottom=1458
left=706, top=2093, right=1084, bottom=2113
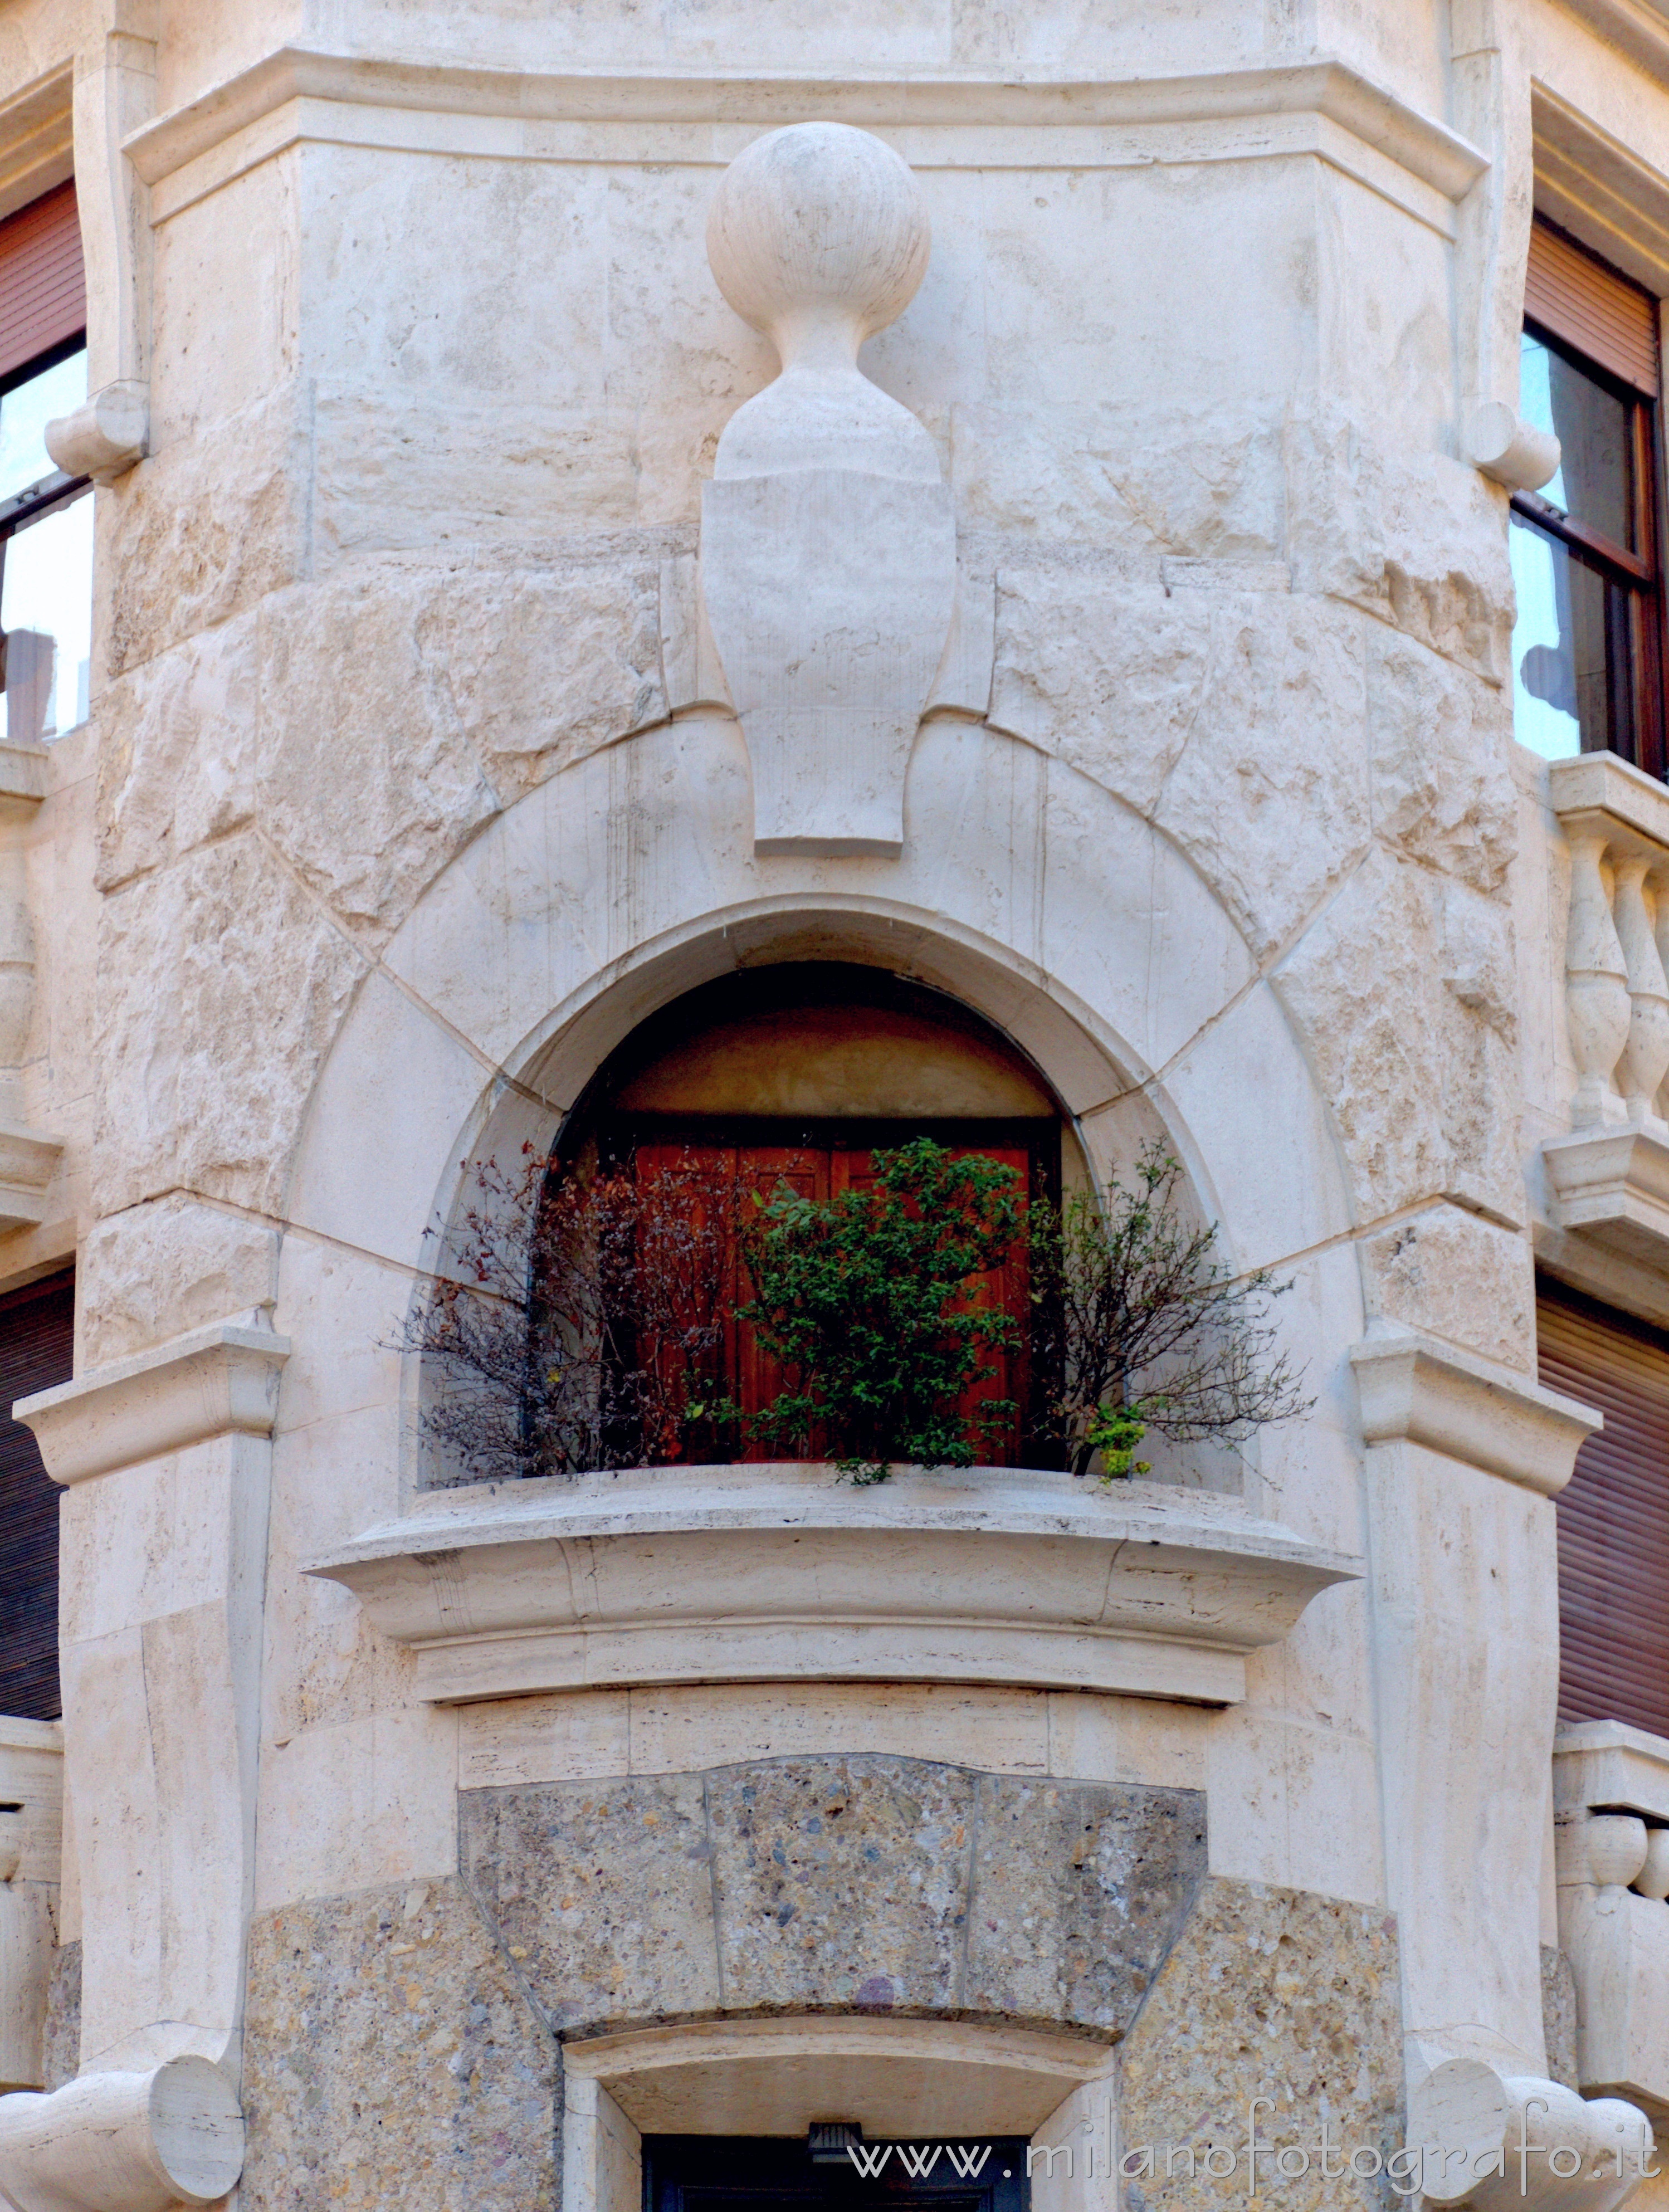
left=309, top=924, right=1358, bottom=1713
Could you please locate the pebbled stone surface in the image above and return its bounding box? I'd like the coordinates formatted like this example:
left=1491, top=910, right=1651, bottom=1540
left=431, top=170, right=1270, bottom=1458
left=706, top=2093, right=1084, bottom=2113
left=461, top=1753, right=1204, bottom=2039
left=241, top=1877, right=555, bottom=2212
left=968, top=1774, right=1206, bottom=2032
left=1543, top=1942, right=1579, bottom=2092
left=461, top=1770, right=719, bottom=2032
left=708, top=1755, right=976, bottom=2014
left=41, top=1940, right=79, bottom=2092
left=1119, top=1879, right=1403, bottom=2212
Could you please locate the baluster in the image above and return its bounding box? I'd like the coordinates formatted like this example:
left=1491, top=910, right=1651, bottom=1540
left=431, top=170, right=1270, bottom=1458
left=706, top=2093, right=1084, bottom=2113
left=1611, top=854, right=1669, bottom=1123
left=1565, top=828, right=1631, bottom=1126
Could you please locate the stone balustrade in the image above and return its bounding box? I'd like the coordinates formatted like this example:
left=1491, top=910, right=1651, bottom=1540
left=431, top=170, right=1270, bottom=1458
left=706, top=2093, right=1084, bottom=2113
left=1553, top=1722, right=1669, bottom=2118
left=1545, top=754, right=1669, bottom=1258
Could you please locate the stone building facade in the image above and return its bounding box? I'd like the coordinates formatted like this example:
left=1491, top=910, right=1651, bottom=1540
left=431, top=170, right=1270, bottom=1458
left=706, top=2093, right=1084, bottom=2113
left=0, top=3, right=1666, bottom=2211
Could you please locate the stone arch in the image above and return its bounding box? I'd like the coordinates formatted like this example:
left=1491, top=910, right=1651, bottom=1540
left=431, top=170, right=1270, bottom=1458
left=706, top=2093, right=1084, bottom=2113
left=274, top=714, right=1359, bottom=1537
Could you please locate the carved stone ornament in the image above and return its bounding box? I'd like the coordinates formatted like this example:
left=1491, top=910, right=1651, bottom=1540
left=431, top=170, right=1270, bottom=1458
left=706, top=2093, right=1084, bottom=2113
left=700, top=121, right=955, bottom=858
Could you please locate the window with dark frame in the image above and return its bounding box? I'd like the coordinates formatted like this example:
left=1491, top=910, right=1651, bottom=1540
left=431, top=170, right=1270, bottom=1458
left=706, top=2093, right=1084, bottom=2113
left=0, top=179, right=91, bottom=748
left=1510, top=218, right=1666, bottom=777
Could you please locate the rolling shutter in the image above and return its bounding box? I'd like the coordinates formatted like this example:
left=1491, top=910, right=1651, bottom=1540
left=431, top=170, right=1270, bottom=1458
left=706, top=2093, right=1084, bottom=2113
left=1527, top=218, right=1660, bottom=398
left=0, top=1270, right=72, bottom=1721
left=1538, top=1278, right=1669, bottom=1739
left=0, top=181, right=84, bottom=387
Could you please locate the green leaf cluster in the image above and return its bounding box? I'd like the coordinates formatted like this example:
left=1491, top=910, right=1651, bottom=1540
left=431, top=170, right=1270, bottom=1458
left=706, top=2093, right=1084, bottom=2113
left=735, top=1136, right=1024, bottom=1485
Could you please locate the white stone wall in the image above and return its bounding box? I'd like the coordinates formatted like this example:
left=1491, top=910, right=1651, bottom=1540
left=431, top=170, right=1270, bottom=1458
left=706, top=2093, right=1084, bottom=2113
left=3, top=0, right=1667, bottom=2184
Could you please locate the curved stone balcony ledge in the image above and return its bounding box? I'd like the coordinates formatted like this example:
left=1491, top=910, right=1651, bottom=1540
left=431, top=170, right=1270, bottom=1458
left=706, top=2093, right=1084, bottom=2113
left=308, top=1463, right=1360, bottom=1707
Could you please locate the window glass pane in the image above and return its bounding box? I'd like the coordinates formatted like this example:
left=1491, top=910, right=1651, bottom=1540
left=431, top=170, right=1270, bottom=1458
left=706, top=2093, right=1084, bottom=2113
left=1, top=487, right=91, bottom=742
left=1510, top=510, right=1626, bottom=758
left=0, top=349, right=84, bottom=508
left=1521, top=329, right=1635, bottom=551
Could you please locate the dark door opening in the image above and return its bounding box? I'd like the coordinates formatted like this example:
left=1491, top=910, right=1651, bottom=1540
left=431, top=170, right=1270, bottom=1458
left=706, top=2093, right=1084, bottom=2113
left=643, top=2136, right=1030, bottom=2212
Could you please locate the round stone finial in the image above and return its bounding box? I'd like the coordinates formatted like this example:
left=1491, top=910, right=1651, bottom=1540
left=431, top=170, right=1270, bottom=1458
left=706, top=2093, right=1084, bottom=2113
left=706, top=122, right=930, bottom=353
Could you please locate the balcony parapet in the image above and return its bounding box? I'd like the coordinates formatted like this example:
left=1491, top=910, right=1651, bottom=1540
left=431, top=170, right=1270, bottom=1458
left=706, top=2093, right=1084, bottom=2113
left=1554, top=1721, right=1669, bottom=2120
left=1545, top=753, right=1669, bottom=1262
left=308, top=1462, right=1360, bottom=1708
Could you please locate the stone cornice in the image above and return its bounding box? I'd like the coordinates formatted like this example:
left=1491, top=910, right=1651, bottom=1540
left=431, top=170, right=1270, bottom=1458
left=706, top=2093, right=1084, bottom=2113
left=1544, top=1125, right=1669, bottom=1260
left=309, top=1462, right=1361, bottom=1707
left=1350, top=1332, right=1600, bottom=1495
left=14, top=1320, right=291, bottom=1487
left=1548, top=749, right=1669, bottom=861
left=125, top=48, right=1484, bottom=224
left=1555, top=1718, right=1669, bottom=1824
left=0, top=66, right=72, bottom=228
left=1534, top=81, right=1669, bottom=292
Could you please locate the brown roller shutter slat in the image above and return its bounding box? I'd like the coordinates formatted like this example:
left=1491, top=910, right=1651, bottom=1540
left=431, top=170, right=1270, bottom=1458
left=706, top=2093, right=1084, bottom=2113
left=1527, top=218, right=1660, bottom=398
left=1539, top=1280, right=1669, bottom=1739
left=0, top=1269, right=72, bottom=1721
left=0, top=182, right=83, bottom=387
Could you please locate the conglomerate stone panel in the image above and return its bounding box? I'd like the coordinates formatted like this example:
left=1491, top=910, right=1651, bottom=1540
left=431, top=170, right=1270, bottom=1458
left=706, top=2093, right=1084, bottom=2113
left=1119, top=1878, right=1403, bottom=2212
left=240, top=1876, right=557, bottom=2212
left=459, top=1752, right=1207, bottom=2037
left=40, top=1939, right=79, bottom=2091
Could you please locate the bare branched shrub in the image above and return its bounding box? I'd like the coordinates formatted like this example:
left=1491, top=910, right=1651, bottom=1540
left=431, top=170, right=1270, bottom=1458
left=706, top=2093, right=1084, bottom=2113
left=403, top=1146, right=734, bottom=1483
left=1028, top=1146, right=1311, bottom=1479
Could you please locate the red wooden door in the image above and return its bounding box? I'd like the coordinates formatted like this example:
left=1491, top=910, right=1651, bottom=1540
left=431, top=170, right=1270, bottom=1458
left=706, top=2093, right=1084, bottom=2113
left=633, top=1137, right=1029, bottom=1466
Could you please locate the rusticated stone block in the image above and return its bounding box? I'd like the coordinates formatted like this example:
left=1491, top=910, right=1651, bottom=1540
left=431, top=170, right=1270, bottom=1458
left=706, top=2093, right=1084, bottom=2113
left=240, top=1877, right=555, bottom=2212
left=461, top=1753, right=1204, bottom=2040
left=707, top=1756, right=976, bottom=2013
left=967, top=1775, right=1206, bottom=2032
left=1119, top=1879, right=1402, bottom=2212
left=40, top=1941, right=79, bottom=2093
left=461, top=1771, right=720, bottom=2032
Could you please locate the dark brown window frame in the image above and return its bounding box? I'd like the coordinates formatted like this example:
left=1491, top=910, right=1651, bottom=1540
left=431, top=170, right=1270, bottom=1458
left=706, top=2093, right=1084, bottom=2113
left=1513, top=318, right=1667, bottom=778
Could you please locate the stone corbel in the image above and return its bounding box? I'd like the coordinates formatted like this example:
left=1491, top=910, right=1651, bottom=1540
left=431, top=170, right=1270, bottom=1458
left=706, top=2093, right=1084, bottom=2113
left=43, top=31, right=156, bottom=487
left=1448, top=4, right=1563, bottom=495
left=698, top=123, right=955, bottom=859
left=0, top=1320, right=290, bottom=2212
left=43, top=384, right=145, bottom=488
left=1467, top=401, right=1561, bottom=493
left=1406, top=2047, right=1651, bottom=2212
left=1350, top=1330, right=1600, bottom=1495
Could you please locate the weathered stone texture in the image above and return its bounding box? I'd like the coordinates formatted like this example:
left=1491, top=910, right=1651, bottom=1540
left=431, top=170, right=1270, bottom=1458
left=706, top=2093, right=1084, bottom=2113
left=1276, top=849, right=1520, bottom=1225
left=989, top=570, right=1208, bottom=817
left=1356, top=1204, right=1536, bottom=1373
left=41, top=1940, right=79, bottom=2092
left=1119, top=1879, right=1403, bottom=2212
left=78, top=1195, right=280, bottom=1366
left=462, top=1771, right=720, bottom=2032
left=241, top=1878, right=555, bottom=2212
left=414, top=558, right=666, bottom=802
left=1282, top=415, right=1512, bottom=686
left=1542, top=1942, right=1579, bottom=2092
left=461, top=1755, right=1205, bottom=2038
left=96, top=612, right=259, bottom=892
left=967, top=1775, right=1206, bottom=2032
left=1365, top=631, right=1516, bottom=893
left=951, top=404, right=1283, bottom=559
left=92, top=836, right=367, bottom=1218
left=256, top=573, right=502, bottom=945
left=709, top=1757, right=975, bottom=2013
left=1150, top=594, right=1372, bottom=962
left=102, top=384, right=313, bottom=682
